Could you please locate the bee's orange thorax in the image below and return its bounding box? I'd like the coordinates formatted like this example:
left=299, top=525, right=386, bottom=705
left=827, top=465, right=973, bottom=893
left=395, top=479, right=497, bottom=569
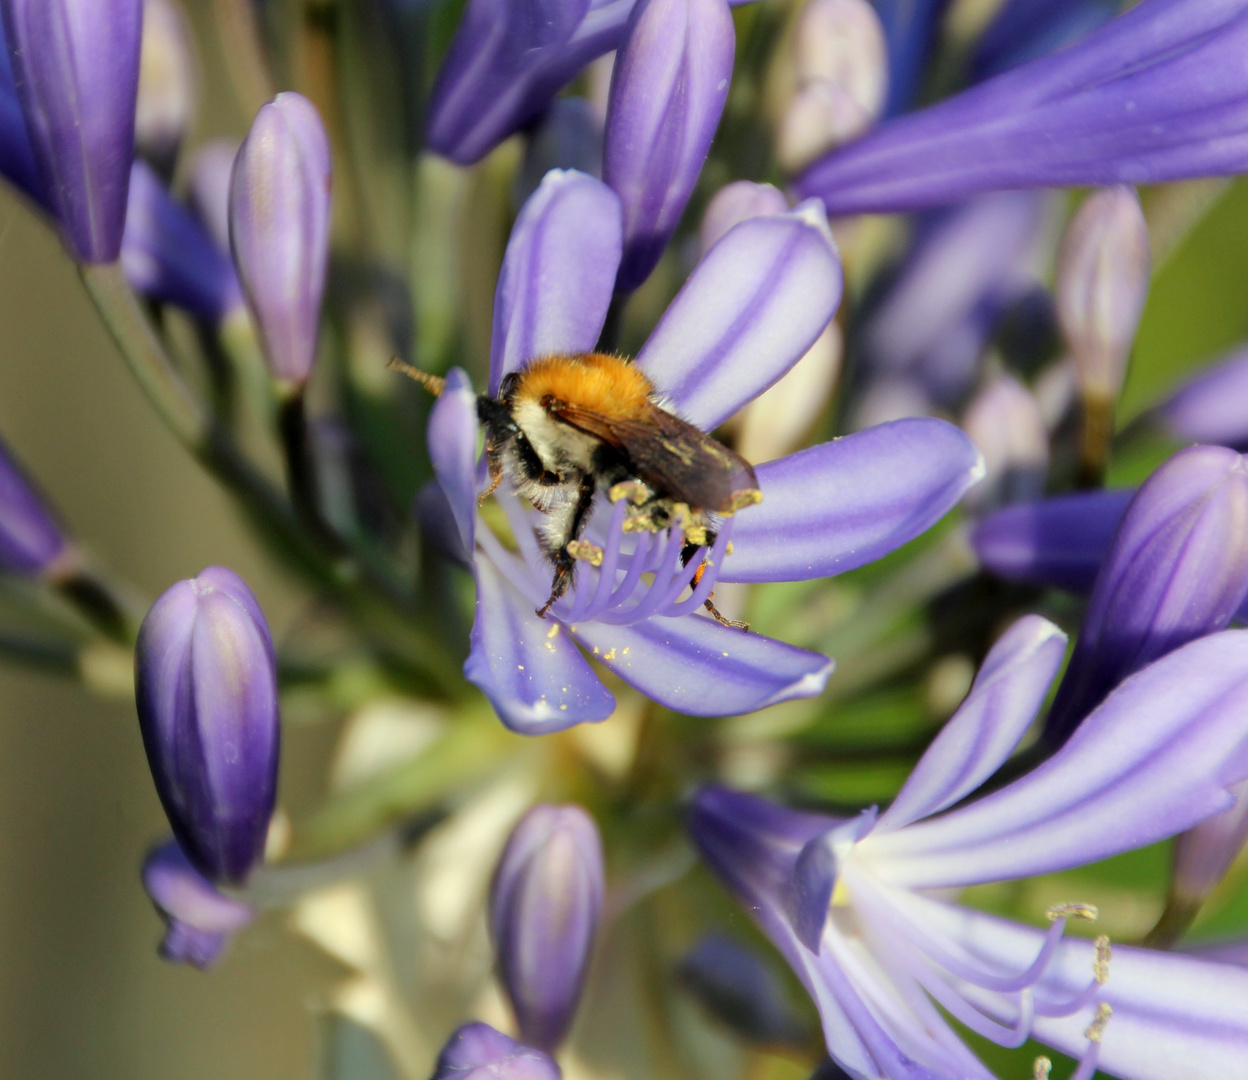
left=514, top=353, right=655, bottom=419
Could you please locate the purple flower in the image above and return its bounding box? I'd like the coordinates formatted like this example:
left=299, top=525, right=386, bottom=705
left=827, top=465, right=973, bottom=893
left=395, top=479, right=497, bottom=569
left=1045, top=446, right=1248, bottom=745
left=423, top=169, right=983, bottom=732
left=1158, top=342, right=1248, bottom=451
left=425, top=0, right=755, bottom=167
left=122, top=160, right=245, bottom=324
left=1, top=0, right=142, bottom=262
left=134, top=566, right=280, bottom=885
left=517, top=97, right=604, bottom=205
left=0, top=14, right=44, bottom=208
left=431, top=1023, right=561, bottom=1080
left=960, top=374, right=1048, bottom=514
left=857, top=191, right=1050, bottom=407
left=972, top=0, right=1118, bottom=81
left=490, top=805, right=604, bottom=1050
left=870, top=0, right=950, bottom=117
left=141, top=838, right=255, bottom=969
left=602, top=0, right=735, bottom=292
left=229, top=93, right=331, bottom=390
left=0, top=433, right=69, bottom=577
left=698, top=181, right=789, bottom=255
left=796, top=0, right=1248, bottom=216
left=690, top=615, right=1248, bottom=1080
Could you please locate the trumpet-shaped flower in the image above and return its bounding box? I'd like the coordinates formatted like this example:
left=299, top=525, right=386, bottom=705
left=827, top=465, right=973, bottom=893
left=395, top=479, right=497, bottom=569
left=420, top=169, right=983, bottom=733
left=796, top=0, right=1248, bottom=215
left=690, top=615, right=1248, bottom=1080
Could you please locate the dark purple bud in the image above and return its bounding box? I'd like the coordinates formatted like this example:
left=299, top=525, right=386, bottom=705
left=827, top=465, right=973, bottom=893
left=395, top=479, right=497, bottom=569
left=122, top=159, right=244, bottom=323
left=677, top=933, right=809, bottom=1046
left=871, top=0, right=949, bottom=117
left=135, top=0, right=198, bottom=174
left=135, top=566, right=280, bottom=884
left=229, top=93, right=331, bottom=389
left=141, top=838, right=255, bottom=969
left=431, top=1023, right=561, bottom=1080
left=490, top=804, right=604, bottom=1051
left=0, top=15, right=44, bottom=208
left=1, top=0, right=143, bottom=262
left=1046, top=445, right=1248, bottom=746
left=0, top=433, right=70, bottom=577
left=972, top=0, right=1117, bottom=81
left=603, top=0, right=735, bottom=292
left=1055, top=185, right=1150, bottom=406
left=516, top=97, right=604, bottom=206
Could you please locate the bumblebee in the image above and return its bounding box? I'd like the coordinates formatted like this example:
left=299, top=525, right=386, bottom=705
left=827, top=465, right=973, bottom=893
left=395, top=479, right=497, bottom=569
left=392, top=353, right=762, bottom=626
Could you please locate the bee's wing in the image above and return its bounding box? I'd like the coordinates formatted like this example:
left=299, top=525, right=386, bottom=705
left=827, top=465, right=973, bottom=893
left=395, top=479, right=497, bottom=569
left=548, top=401, right=759, bottom=513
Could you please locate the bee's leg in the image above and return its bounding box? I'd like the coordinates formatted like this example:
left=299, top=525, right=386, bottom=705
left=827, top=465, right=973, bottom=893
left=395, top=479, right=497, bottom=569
left=680, top=532, right=749, bottom=632
left=537, top=474, right=598, bottom=619
left=479, top=435, right=504, bottom=506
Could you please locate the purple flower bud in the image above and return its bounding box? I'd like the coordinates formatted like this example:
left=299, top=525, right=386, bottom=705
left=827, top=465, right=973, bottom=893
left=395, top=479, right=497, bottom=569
left=141, top=838, right=255, bottom=969
left=603, top=0, right=735, bottom=292
left=776, top=0, right=886, bottom=171
left=516, top=97, right=604, bottom=206
left=871, top=0, right=948, bottom=117
left=0, top=433, right=70, bottom=577
left=188, top=139, right=237, bottom=255
left=1055, top=185, right=1150, bottom=404
left=698, top=180, right=788, bottom=256
left=229, top=92, right=331, bottom=389
left=135, top=0, right=198, bottom=174
left=135, top=566, right=280, bottom=884
left=0, top=16, right=44, bottom=208
left=0, top=0, right=143, bottom=262
left=1171, top=779, right=1248, bottom=913
left=122, top=159, right=244, bottom=323
left=960, top=374, right=1048, bottom=513
left=1159, top=342, right=1248, bottom=452
left=490, top=805, right=604, bottom=1051
left=1046, top=445, right=1248, bottom=746
left=972, top=0, right=1117, bottom=81
left=431, top=1023, right=562, bottom=1080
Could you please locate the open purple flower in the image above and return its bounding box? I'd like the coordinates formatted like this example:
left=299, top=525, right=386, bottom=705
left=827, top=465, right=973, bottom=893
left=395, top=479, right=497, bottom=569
left=691, top=615, right=1248, bottom=1080
left=796, top=0, right=1248, bottom=215
left=431, top=1022, right=561, bottom=1080
left=421, top=169, right=983, bottom=733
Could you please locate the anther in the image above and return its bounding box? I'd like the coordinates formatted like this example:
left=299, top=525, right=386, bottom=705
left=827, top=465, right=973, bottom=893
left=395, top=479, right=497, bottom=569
left=1093, top=935, right=1112, bottom=985
left=1046, top=902, right=1099, bottom=922
left=567, top=540, right=605, bottom=567
left=609, top=480, right=650, bottom=505
left=1084, top=1002, right=1112, bottom=1042
left=1032, top=1057, right=1052, bottom=1080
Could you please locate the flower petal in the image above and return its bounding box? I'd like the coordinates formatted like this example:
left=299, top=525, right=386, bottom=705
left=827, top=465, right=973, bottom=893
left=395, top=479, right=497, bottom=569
left=634, top=200, right=843, bottom=431
left=490, top=169, right=623, bottom=394
left=720, top=418, right=984, bottom=584
left=970, top=488, right=1133, bottom=593
left=861, top=629, right=1248, bottom=887
left=569, top=614, right=832, bottom=716
left=427, top=367, right=480, bottom=555
left=875, top=615, right=1067, bottom=833
left=918, top=899, right=1248, bottom=1080
left=465, top=558, right=616, bottom=734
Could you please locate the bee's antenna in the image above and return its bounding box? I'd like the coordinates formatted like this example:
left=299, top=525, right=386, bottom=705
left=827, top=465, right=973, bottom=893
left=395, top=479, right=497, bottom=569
left=387, top=357, right=446, bottom=397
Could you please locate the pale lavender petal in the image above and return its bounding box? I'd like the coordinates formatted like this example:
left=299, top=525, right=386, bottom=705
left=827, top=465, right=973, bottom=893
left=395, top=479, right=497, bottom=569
left=1160, top=342, right=1248, bottom=451
left=861, top=629, right=1248, bottom=888
left=634, top=201, right=842, bottom=431
left=490, top=169, right=623, bottom=394
left=569, top=614, right=832, bottom=716
left=875, top=615, right=1066, bottom=833
left=426, top=367, right=478, bottom=555
left=465, top=558, right=615, bottom=734
left=719, top=418, right=983, bottom=584
left=919, top=899, right=1248, bottom=1080
left=796, top=0, right=1248, bottom=215
left=970, top=488, right=1133, bottom=593
left=698, top=180, right=788, bottom=255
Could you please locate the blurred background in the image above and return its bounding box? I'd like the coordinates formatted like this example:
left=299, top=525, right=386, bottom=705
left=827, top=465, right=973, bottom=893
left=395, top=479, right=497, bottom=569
left=4, top=2, right=1248, bottom=1079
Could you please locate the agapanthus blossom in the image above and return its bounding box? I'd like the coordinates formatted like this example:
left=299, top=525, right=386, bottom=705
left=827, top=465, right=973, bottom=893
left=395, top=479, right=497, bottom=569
left=421, top=169, right=983, bottom=733
left=797, top=0, right=1248, bottom=215
left=691, top=616, right=1248, bottom=1080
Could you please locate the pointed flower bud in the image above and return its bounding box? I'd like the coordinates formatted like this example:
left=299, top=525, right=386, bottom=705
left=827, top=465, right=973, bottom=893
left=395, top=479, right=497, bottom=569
left=490, top=804, right=604, bottom=1051
left=0, top=16, right=44, bottom=209
left=141, top=838, right=255, bottom=969
left=229, top=93, right=331, bottom=390
left=1171, top=778, right=1248, bottom=918
left=698, top=181, right=789, bottom=256
left=1055, top=185, right=1150, bottom=405
left=972, top=0, right=1117, bottom=81
left=135, top=0, right=198, bottom=175
left=0, top=0, right=143, bottom=262
left=1159, top=342, right=1248, bottom=452
left=135, top=566, right=280, bottom=884
left=1045, top=445, right=1248, bottom=746
left=431, top=1023, right=561, bottom=1080
left=123, top=159, right=244, bottom=323
left=603, top=0, right=735, bottom=292
left=960, top=374, right=1049, bottom=514
left=0, top=433, right=69, bottom=577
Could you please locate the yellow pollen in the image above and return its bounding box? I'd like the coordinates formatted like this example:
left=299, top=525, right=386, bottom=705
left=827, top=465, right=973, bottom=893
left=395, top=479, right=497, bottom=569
left=603, top=649, right=617, bottom=661
left=567, top=540, right=604, bottom=566
left=1032, top=1057, right=1052, bottom=1080
left=1084, top=1003, right=1112, bottom=1043
left=1094, top=935, right=1112, bottom=985
left=547, top=624, right=560, bottom=639
left=1046, top=902, right=1099, bottom=922
left=623, top=647, right=630, bottom=655
left=831, top=879, right=851, bottom=907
